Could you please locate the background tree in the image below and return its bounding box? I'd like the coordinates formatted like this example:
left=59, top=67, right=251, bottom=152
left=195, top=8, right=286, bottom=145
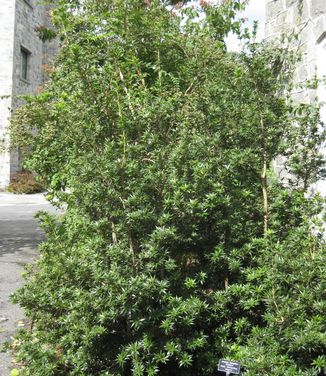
left=11, top=0, right=325, bottom=375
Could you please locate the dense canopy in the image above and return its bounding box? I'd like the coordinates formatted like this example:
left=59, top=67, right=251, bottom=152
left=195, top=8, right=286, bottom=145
left=11, top=1, right=326, bottom=375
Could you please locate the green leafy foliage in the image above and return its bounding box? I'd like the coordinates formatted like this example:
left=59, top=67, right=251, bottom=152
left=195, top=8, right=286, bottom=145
left=10, top=0, right=326, bottom=375
left=35, top=26, right=57, bottom=42
left=10, top=369, right=20, bottom=376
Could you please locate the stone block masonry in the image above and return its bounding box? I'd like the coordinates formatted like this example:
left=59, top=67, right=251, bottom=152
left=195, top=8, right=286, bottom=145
left=265, top=0, right=326, bottom=194
left=0, top=0, right=57, bottom=190
left=265, top=0, right=326, bottom=95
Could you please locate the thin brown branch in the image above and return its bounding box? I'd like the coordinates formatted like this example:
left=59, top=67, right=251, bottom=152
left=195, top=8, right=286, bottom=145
left=185, top=77, right=198, bottom=95
left=260, top=114, right=269, bottom=237
left=112, top=221, right=117, bottom=244
left=118, top=68, right=136, bottom=119
left=224, top=275, right=229, bottom=290
left=128, top=228, right=137, bottom=277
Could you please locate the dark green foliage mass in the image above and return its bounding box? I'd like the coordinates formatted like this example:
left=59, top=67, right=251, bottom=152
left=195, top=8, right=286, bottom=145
left=11, top=0, right=326, bottom=375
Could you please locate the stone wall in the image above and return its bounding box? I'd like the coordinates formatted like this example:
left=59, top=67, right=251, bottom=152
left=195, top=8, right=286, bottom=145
left=0, top=0, right=57, bottom=189
left=266, top=0, right=326, bottom=192
left=266, top=0, right=326, bottom=100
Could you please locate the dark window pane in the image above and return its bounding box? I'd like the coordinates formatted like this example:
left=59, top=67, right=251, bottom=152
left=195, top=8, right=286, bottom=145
left=21, top=49, right=29, bottom=80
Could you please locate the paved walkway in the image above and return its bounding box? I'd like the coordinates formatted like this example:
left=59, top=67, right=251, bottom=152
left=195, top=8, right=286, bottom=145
left=0, top=193, right=58, bottom=375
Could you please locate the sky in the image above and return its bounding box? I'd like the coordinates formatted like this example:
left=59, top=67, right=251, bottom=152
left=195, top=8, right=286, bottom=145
left=225, top=0, right=266, bottom=51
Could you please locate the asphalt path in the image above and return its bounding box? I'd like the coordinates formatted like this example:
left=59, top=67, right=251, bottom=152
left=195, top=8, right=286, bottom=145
left=0, top=193, right=58, bottom=375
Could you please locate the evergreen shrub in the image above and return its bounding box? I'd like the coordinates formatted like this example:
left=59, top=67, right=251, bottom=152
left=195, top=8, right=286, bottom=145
left=10, top=0, right=326, bottom=375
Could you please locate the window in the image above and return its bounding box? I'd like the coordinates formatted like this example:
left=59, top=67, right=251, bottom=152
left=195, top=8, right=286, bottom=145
left=20, top=47, right=30, bottom=81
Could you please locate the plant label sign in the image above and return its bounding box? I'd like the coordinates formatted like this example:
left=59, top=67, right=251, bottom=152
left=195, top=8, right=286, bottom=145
left=218, top=359, right=241, bottom=375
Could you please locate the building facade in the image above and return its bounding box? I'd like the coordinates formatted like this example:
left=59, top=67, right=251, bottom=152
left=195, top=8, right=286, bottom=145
left=266, top=0, right=326, bottom=94
left=0, top=0, right=56, bottom=189
left=266, top=0, right=326, bottom=193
